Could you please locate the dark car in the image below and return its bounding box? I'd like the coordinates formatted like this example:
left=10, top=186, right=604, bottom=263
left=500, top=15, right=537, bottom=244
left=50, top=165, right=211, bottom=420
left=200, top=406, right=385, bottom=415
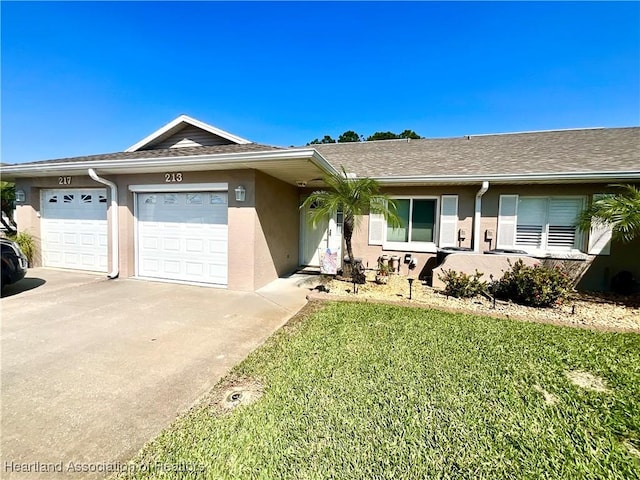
left=1, top=238, right=28, bottom=291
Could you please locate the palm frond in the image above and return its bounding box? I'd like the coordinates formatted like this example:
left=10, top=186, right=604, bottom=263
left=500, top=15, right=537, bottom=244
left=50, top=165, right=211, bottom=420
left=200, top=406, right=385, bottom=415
left=577, top=184, right=640, bottom=243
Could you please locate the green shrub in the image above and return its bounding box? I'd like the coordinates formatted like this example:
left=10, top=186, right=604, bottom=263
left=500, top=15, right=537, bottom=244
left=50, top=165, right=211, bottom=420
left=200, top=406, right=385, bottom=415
left=7, top=231, right=36, bottom=265
left=438, top=269, right=488, bottom=298
left=494, top=260, right=573, bottom=308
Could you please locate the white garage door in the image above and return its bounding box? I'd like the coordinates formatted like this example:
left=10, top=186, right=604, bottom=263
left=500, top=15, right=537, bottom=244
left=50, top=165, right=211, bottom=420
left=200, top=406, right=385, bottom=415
left=41, top=189, right=108, bottom=272
left=136, top=192, right=228, bottom=286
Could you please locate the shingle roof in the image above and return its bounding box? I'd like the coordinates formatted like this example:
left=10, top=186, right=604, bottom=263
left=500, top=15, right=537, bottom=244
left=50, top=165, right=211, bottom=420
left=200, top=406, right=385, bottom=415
left=13, top=143, right=284, bottom=166
left=311, top=127, right=640, bottom=177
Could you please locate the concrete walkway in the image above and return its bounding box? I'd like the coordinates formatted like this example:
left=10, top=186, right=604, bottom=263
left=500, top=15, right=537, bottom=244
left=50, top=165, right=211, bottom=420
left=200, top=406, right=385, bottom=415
left=1, top=269, right=309, bottom=479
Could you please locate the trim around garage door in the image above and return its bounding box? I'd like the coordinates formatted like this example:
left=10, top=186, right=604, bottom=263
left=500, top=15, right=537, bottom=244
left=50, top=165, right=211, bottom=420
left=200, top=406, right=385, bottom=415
left=132, top=183, right=229, bottom=287
left=129, top=183, right=228, bottom=193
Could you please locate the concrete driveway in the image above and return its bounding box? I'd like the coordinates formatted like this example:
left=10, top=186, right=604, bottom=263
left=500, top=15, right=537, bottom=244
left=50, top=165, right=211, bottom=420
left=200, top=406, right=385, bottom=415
left=1, top=269, right=309, bottom=479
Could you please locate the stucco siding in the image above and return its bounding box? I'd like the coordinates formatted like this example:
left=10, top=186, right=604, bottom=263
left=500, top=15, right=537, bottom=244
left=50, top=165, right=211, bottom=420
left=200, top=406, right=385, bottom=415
left=348, top=186, right=477, bottom=277
left=347, top=183, right=640, bottom=291
left=253, top=171, right=299, bottom=289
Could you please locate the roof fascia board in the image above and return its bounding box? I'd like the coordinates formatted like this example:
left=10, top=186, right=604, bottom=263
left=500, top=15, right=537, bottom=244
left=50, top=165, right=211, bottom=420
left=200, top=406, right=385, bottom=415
left=374, top=172, right=640, bottom=185
left=125, top=114, right=251, bottom=152
left=0, top=149, right=337, bottom=177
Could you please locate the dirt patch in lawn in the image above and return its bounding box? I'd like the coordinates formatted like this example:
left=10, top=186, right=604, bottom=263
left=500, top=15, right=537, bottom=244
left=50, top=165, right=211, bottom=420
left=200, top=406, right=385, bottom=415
left=533, top=385, right=559, bottom=405
left=304, top=273, right=640, bottom=333
left=566, top=370, right=611, bottom=393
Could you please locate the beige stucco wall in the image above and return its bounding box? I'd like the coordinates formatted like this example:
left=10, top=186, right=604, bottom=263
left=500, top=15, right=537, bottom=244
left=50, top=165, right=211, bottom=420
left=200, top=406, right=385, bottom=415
left=111, top=169, right=259, bottom=291
left=253, top=171, right=300, bottom=289
left=12, top=169, right=299, bottom=292
left=12, top=174, right=639, bottom=293
left=348, top=182, right=640, bottom=292
left=349, top=185, right=477, bottom=278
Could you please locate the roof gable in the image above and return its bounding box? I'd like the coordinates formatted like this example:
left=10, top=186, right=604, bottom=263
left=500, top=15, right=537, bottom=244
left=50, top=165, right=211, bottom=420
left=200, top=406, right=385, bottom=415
left=125, top=115, right=251, bottom=152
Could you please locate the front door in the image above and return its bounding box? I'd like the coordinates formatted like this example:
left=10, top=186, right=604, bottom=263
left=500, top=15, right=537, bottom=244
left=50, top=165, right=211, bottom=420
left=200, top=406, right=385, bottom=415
left=299, top=203, right=342, bottom=268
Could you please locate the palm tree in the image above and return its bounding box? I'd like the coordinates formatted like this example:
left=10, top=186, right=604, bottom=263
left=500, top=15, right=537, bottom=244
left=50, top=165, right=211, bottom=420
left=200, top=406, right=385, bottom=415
left=577, top=184, right=640, bottom=243
left=301, top=168, right=401, bottom=276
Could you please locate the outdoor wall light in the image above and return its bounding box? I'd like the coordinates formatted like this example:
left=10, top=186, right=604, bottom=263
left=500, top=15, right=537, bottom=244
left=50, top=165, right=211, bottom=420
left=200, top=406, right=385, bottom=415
left=234, top=185, right=246, bottom=202
left=15, top=189, right=26, bottom=204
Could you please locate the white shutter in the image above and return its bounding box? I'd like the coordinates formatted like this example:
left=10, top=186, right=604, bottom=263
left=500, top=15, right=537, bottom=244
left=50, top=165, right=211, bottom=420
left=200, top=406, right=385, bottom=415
left=497, top=195, right=518, bottom=248
left=368, top=212, right=385, bottom=245
left=516, top=198, right=546, bottom=247
left=439, top=195, right=458, bottom=247
left=588, top=194, right=612, bottom=255
left=547, top=198, right=582, bottom=250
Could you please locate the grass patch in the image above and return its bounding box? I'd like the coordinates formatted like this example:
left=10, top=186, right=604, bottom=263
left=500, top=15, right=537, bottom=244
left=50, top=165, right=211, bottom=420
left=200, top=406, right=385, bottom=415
left=117, top=302, right=640, bottom=479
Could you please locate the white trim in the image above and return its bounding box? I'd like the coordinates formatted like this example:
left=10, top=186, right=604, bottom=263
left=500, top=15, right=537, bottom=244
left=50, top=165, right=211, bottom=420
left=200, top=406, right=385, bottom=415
left=133, top=192, right=140, bottom=278
left=128, top=182, right=228, bottom=193
left=125, top=115, right=251, bottom=152
left=1, top=149, right=338, bottom=179
left=133, top=276, right=227, bottom=289
left=371, top=171, right=640, bottom=185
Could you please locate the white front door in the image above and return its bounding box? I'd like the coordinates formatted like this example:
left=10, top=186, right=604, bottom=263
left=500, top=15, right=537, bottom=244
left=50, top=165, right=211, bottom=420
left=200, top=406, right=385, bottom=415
left=136, top=191, right=228, bottom=286
left=41, top=189, right=108, bottom=272
left=300, top=204, right=342, bottom=268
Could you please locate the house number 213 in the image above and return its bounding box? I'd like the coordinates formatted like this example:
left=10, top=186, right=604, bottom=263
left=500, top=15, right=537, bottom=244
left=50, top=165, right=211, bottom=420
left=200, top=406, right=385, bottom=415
left=164, top=173, right=183, bottom=183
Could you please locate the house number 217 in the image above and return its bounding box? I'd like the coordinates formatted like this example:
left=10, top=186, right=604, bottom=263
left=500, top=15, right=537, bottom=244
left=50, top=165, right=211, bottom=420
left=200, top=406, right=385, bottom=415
left=164, top=173, right=183, bottom=183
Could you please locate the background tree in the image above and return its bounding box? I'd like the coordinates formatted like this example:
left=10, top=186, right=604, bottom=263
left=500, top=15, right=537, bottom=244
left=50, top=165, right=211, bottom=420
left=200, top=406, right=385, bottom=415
left=309, top=129, right=421, bottom=145
left=308, top=135, right=336, bottom=145
left=577, top=184, right=640, bottom=243
left=0, top=181, right=17, bottom=234
left=337, top=130, right=362, bottom=143
left=301, top=168, right=400, bottom=277
left=367, top=131, right=399, bottom=141
left=399, top=129, right=421, bottom=139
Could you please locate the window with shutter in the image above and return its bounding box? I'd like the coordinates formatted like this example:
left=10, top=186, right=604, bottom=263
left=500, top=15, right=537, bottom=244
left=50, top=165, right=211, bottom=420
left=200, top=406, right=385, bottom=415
left=511, top=196, right=584, bottom=253
left=370, top=196, right=442, bottom=252
left=516, top=198, right=546, bottom=247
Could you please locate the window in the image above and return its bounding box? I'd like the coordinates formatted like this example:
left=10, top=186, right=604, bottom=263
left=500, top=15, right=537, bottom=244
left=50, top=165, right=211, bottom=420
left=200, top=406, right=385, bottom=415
left=499, top=195, right=585, bottom=253
left=383, top=198, right=438, bottom=251
left=387, top=198, right=436, bottom=243
left=369, top=195, right=457, bottom=252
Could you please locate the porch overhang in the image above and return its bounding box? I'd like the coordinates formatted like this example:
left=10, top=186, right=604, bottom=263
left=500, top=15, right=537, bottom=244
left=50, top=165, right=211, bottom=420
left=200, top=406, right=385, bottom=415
left=1, top=149, right=339, bottom=186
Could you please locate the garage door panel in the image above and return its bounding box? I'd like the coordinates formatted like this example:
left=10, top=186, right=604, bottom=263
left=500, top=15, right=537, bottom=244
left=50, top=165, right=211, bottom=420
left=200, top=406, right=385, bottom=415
left=41, top=189, right=108, bottom=272
left=137, top=191, right=228, bottom=286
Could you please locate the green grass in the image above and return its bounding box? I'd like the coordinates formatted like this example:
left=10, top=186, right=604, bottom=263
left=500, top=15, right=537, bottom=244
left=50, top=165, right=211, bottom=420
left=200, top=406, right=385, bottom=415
left=117, top=302, right=640, bottom=480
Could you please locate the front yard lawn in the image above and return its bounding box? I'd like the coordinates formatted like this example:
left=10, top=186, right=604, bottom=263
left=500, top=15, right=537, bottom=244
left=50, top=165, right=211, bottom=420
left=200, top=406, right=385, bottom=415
left=119, top=302, right=640, bottom=479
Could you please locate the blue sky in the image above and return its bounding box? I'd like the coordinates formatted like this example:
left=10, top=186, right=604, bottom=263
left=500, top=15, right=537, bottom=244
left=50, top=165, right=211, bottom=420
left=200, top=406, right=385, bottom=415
left=2, top=1, right=639, bottom=164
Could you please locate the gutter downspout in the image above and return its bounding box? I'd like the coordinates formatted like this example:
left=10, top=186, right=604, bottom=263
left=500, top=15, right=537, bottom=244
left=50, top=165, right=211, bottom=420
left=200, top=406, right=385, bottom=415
left=474, top=181, right=490, bottom=253
left=88, top=168, right=119, bottom=279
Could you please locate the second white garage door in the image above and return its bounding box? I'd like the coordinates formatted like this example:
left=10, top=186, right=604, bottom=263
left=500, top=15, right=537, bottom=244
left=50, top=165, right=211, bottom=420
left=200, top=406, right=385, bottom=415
left=136, top=192, right=228, bottom=286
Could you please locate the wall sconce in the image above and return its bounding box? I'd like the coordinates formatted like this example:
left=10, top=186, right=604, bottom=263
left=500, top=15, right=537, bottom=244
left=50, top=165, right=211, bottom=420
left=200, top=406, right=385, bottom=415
left=234, top=185, right=246, bottom=202
left=15, top=189, right=26, bottom=204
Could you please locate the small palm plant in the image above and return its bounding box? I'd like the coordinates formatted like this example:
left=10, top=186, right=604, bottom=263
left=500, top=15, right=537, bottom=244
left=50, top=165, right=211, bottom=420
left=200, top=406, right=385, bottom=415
left=577, top=184, right=640, bottom=243
left=301, top=167, right=401, bottom=278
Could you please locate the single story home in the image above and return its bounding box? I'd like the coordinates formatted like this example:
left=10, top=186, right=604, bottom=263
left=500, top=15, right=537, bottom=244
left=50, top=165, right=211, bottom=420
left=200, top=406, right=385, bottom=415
left=2, top=115, right=638, bottom=291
